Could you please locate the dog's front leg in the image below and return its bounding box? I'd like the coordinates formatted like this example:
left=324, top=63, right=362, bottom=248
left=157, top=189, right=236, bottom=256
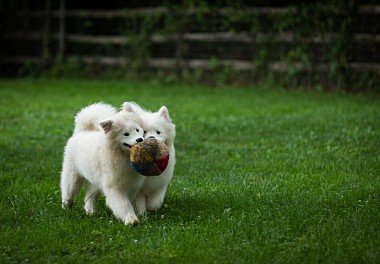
left=103, top=187, right=139, bottom=226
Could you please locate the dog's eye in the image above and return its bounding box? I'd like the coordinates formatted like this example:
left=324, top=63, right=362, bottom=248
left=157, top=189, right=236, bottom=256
left=144, top=131, right=147, bottom=134
left=136, top=129, right=139, bottom=132
left=156, top=131, right=161, bottom=134
left=124, top=132, right=129, bottom=136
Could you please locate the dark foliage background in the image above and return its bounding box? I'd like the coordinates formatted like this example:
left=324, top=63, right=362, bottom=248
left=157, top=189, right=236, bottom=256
left=0, top=0, right=378, bottom=92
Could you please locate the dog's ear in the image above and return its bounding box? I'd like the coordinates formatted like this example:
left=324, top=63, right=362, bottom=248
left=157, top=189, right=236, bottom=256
left=99, top=119, right=113, bottom=133
left=122, top=102, right=135, bottom=113
left=158, top=106, right=171, bottom=122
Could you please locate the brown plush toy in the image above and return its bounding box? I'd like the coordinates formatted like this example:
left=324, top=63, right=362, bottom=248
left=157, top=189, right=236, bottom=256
left=130, top=138, right=170, bottom=176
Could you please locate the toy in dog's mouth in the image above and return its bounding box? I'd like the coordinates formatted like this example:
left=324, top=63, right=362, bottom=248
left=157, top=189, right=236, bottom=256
left=130, top=138, right=169, bottom=176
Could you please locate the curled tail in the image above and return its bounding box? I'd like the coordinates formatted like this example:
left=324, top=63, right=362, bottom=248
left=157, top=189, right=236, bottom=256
left=73, top=102, right=117, bottom=134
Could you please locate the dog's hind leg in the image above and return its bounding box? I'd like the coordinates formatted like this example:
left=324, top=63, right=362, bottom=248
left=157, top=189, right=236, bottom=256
left=146, top=187, right=167, bottom=212
left=135, top=192, right=147, bottom=216
left=60, top=160, right=84, bottom=208
left=84, top=183, right=101, bottom=215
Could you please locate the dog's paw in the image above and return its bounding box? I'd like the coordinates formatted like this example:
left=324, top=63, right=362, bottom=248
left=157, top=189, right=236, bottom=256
left=137, top=209, right=147, bottom=216
left=146, top=198, right=163, bottom=212
left=135, top=202, right=147, bottom=216
left=62, top=200, right=73, bottom=209
left=124, top=215, right=140, bottom=226
left=85, top=206, right=95, bottom=216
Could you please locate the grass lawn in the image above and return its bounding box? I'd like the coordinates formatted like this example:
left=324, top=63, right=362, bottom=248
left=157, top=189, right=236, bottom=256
left=0, top=78, right=379, bottom=263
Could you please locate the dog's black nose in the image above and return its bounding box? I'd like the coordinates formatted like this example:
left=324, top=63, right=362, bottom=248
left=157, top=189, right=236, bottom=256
left=136, top=138, right=143, bottom=143
left=148, top=136, right=155, bottom=139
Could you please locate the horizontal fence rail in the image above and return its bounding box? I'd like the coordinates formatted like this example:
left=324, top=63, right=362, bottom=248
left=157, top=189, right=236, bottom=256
left=21, top=5, right=380, bottom=18
left=8, top=31, right=380, bottom=44
left=3, top=56, right=379, bottom=73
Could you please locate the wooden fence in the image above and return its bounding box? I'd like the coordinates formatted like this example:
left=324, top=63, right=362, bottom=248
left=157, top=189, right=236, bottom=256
left=1, top=2, right=379, bottom=88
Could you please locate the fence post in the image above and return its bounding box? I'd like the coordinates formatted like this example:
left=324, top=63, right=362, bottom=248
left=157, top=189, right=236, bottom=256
left=42, top=0, right=51, bottom=64
left=23, top=0, right=31, bottom=33
left=341, top=0, right=358, bottom=91
left=174, top=7, right=186, bottom=79
left=58, top=0, right=66, bottom=65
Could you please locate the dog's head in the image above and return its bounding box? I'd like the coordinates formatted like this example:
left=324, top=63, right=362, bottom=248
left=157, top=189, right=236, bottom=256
left=123, top=102, right=175, bottom=147
left=99, top=111, right=144, bottom=152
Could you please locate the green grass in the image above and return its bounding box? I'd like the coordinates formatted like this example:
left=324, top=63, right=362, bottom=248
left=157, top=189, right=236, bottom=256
left=0, top=78, right=379, bottom=263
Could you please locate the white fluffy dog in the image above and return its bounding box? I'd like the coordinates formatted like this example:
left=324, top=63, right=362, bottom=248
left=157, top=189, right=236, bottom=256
left=123, top=102, right=176, bottom=215
left=60, top=103, right=145, bottom=225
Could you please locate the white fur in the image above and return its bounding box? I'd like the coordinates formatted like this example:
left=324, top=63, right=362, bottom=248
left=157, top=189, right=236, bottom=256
left=73, top=102, right=117, bottom=133
left=61, top=103, right=145, bottom=225
left=122, top=102, right=176, bottom=215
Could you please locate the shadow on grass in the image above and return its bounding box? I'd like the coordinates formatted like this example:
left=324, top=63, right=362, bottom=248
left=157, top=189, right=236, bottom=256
left=144, top=193, right=242, bottom=225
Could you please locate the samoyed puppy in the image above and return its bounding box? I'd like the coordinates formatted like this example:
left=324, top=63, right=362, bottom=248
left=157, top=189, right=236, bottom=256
left=122, top=102, right=176, bottom=215
left=60, top=103, right=145, bottom=225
